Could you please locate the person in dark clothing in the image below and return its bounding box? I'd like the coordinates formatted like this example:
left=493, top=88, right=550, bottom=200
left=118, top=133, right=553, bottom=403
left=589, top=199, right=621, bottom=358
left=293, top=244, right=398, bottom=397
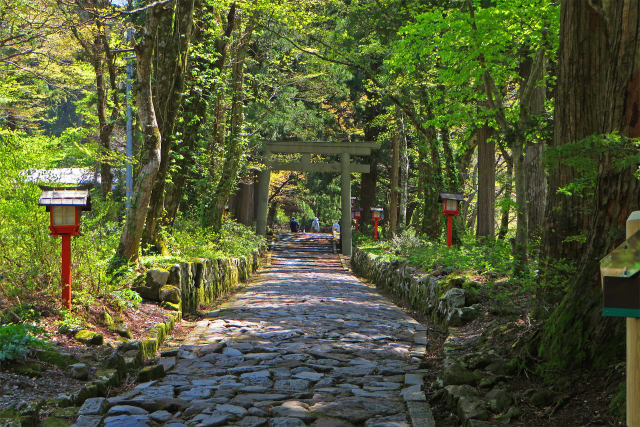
left=289, top=217, right=299, bottom=232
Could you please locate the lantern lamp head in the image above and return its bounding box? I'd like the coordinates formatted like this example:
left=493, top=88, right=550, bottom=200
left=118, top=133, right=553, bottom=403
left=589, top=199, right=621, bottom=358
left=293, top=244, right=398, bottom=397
left=39, top=186, right=91, bottom=236
left=439, top=192, right=463, bottom=216
left=352, top=207, right=362, bottom=219
left=371, top=207, right=383, bottom=220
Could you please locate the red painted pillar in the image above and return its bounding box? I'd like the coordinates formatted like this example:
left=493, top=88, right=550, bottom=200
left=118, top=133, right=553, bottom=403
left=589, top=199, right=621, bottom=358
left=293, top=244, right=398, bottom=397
left=61, top=234, right=72, bottom=310
left=374, top=219, right=379, bottom=241
left=446, top=215, right=453, bottom=248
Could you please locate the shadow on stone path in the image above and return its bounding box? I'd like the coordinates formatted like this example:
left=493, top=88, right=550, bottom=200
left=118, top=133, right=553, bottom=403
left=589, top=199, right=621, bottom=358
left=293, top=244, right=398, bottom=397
left=77, top=233, right=435, bottom=427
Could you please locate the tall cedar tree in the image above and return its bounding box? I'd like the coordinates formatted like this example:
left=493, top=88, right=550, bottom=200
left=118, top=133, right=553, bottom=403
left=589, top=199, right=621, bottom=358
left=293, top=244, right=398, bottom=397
left=539, top=0, right=640, bottom=370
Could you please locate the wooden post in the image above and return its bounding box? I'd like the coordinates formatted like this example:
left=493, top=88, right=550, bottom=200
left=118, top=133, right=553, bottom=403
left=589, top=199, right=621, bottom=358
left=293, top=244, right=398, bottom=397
left=626, top=211, right=640, bottom=427
left=341, top=152, right=352, bottom=256
left=61, top=234, right=72, bottom=310
left=447, top=215, right=453, bottom=248
left=373, top=218, right=379, bottom=241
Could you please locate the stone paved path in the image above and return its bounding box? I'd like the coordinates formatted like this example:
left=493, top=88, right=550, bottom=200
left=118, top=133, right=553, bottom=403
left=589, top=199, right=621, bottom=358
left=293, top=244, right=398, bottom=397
left=78, top=233, right=434, bottom=426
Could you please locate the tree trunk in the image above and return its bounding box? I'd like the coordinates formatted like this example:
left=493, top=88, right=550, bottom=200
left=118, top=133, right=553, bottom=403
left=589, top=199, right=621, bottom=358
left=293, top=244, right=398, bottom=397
left=399, top=114, right=409, bottom=229
left=476, top=125, right=495, bottom=239
left=521, top=50, right=547, bottom=244
left=498, top=150, right=513, bottom=240
left=114, top=3, right=170, bottom=264
left=207, top=15, right=252, bottom=231
left=389, top=127, right=400, bottom=237
left=164, top=1, right=228, bottom=227
left=538, top=0, right=640, bottom=371
left=142, top=0, right=195, bottom=253
left=418, top=118, right=443, bottom=240
left=513, top=49, right=546, bottom=274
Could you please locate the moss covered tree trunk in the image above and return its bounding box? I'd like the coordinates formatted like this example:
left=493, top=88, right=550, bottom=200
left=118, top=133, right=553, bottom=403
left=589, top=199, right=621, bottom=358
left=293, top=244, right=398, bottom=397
left=389, top=126, right=400, bottom=237
left=497, top=149, right=513, bottom=240
left=114, top=3, right=172, bottom=264
left=398, top=114, right=409, bottom=229
left=142, top=0, right=195, bottom=254
left=207, top=13, right=252, bottom=231
left=538, top=0, right=640, bottom=370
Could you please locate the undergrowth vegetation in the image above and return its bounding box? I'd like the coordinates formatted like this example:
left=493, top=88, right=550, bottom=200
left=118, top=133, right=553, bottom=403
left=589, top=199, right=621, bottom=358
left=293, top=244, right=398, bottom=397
left=355, top=229, right=516, bottom=277
left=0, top=324, right=50, bottom=366
left=354, top=229, right=574, bottom=318
left=0, top=131, right=266, bottom=338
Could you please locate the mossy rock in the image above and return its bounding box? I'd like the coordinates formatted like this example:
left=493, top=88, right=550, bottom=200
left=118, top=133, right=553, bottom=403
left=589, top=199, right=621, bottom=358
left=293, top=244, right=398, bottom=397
left=102, top=352, right=126, bottom=375
left=161, top=301, right=181, bottom=312
left=98, top=311, right=114, bottom=327
left=446, top=275, right=467, bottom=289
left=75, top=330, right=103, bottom=346
left=14, top=362, right=43, bottom=378
left=137, top=364, right=165, bottom=382
left=72, top=383, right=103, bottom=405
left=35, top=349, right=76, bottom=368
left=140, top=338, right=158, bottom=358
left=116, top=326, right=132, bottom=339
left=442, top=362, right=480, bottom=386
left=159, top=285, right=181, bottom=304
left=57, top=324, right=82, bottom=336
left=95, top=369, right=121, bottom=387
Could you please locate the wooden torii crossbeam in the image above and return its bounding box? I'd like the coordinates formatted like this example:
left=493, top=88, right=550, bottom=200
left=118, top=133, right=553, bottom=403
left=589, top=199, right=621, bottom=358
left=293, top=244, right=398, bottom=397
left=256, top=141, right=380, bottom=257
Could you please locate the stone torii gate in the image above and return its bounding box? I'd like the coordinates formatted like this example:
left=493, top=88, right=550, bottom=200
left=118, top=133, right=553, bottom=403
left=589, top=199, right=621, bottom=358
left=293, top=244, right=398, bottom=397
left=256, top=141, right=379, bottom=256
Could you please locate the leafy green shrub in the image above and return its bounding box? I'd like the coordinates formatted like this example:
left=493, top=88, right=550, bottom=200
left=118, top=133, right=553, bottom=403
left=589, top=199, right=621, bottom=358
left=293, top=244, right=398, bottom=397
left=165, top=218, right=266, bottom=261
left=389, top=228, right=423, bottom=255
left=56, top=310, right=84, bottom=335
left=0, top=324, right=50, bottom=365
left=111, top=288, right=142, bottom=310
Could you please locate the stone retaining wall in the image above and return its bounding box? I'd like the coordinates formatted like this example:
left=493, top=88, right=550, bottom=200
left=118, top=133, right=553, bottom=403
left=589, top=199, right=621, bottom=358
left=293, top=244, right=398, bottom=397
left=134, top=250, right=262, bottom=314
left=350, top=247, right=480, bottom=327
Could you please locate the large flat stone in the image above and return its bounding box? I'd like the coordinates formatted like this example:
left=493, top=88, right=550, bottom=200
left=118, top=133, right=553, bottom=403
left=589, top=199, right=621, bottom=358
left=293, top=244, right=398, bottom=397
left=310, top=397, right=404, bottom=423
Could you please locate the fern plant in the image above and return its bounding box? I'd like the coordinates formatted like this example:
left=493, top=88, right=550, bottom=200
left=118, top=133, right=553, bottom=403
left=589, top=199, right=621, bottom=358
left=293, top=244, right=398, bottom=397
left=0, top=323, right=50, bottom=365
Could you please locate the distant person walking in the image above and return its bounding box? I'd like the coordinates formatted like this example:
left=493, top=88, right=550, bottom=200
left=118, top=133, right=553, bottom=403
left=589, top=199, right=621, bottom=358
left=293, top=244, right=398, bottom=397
left=332, top=221, right=340, bottom=233
left=311, top=217, right=320, bottom=233
left=289, top=217, right=299, bottom=232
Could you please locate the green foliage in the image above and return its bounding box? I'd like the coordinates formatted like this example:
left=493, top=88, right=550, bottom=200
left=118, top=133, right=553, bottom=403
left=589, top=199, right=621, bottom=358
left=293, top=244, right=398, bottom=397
left=0, top=324, right=50, bottom=365
left=163, top=219, right=267, bottom=262
left=609, top=377, right=625, bottom=418
left=545, top=133, right=640, bottom=198
left=357, top=230, right=515, bottom=277
left=56, top=310, right=83, bottom=334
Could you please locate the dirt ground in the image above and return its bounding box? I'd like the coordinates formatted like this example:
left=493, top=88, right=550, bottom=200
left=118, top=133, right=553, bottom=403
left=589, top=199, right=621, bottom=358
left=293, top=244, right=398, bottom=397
left=0, top=302, right=172, bottom=411
left=394, top=295, right=624, bottom=426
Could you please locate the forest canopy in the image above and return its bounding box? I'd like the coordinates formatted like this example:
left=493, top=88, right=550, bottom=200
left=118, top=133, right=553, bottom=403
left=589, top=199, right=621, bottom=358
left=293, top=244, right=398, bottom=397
left=1, top=0, right=640, bottom=421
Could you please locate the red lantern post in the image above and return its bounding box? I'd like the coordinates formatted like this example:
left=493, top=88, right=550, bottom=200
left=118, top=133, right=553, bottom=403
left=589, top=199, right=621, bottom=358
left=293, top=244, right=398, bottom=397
left=371, top=207, right=383, bottom=241
left=352, top=207, right=362, bottom=232
left=39, top=186, right=91, bottom=310
left=438, top=193, right=463, bottom=247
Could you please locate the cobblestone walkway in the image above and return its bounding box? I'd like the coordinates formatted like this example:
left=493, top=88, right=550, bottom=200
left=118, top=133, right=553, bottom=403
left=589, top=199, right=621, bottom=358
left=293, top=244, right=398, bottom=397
left=79, top=233, right=434, bottom=426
